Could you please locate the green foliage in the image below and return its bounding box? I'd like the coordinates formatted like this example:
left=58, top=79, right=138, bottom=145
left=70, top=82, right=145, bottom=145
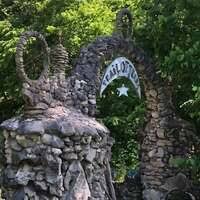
left=170, top=156, right=200, bottom=183
left=0, top=0, right=121, bottom=120
left=0, top=20, right=24, bottom=120
left=136, top=0, right=200, bottom=181
left=97, top=78, right=145, bottom=180
left=55, top=0, right=115, bottom=56
left=135, top=0, right=200, bottom=129
left=180, top=85, right=200, bottom=123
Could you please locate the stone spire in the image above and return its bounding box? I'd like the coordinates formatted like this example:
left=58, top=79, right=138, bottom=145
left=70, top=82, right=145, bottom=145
left=50, top=44, right=69, bottom=74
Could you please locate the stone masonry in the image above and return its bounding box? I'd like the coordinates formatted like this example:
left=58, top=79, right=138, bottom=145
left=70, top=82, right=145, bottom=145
left=0, top=31, right=116, bottom=200
left=0, top=8, right=199, bottom=200
left=1, top=107, right=114, bottom=200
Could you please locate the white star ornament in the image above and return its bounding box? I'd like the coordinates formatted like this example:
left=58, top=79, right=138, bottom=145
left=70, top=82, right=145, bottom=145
left=117, top=84, right=129, bottom=97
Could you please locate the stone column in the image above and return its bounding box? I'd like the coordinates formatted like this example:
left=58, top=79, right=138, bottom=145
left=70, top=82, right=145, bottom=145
left=140, top=83, right=196, bottom=200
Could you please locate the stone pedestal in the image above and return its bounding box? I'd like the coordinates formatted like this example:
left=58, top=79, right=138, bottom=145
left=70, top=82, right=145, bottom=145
left=0, top=107, right=114, bottom=200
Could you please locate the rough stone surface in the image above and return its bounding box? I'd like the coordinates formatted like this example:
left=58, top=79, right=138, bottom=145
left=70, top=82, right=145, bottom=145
left=0, top=108, right=113, bottom=200
left=143, top=189, right=163, bottom=200
left=161, top=173, right=190, bottom=192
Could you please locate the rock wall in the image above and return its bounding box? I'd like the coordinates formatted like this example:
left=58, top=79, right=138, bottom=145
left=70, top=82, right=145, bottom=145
left=1, top=107, right=114, bottom=200
left=140, top=82, right=198, bottom=199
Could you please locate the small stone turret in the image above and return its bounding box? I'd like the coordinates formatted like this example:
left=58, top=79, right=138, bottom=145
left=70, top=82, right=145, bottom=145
left=0, top=31, right=115, bottom=200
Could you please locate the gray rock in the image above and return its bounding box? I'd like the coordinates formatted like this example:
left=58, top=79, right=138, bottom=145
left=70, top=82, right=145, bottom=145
left=34, top=181, right=48, bottom=191
left=18, top=120, right=44, bottom=135
left=24, top=186, right=39, bottom=199
left=62, top=161, right=69, bottom=172
left=35, top=181, right=47, bottom=191
left=64, top=160, right=91, bottom=200
left=12, top=188, right=26, bottom=200
left=88, top=99, right=96, bottom=105
left=40, top=195, right=49, bottom=200
left=63, top=147, right=74, bottom=153
left=41, top=134, right=52, bottom=144
left=157, top=147, right=164, bottom=158
left=34, top=102, right=49, bottom=110
left=15, top=165, right=35, bottom=185
left=143, top=189, right=163, bottom=200
left=77, top=92, right=87, bottom=101
left=157, top=129, right=165, bottom=138
left=149, top=89, right=157, bottom=98
left=60, top=121, right=75, bottom=136
left=152, top=112, right=159, bottom=118
left=51, top=135, right=64, bottom=148
left=42, top=134, right=64, bottom=148
left=62, top=153, right=78, bottom=160
left=16, top=135, right=33, bottom=148
left=49, top=182, right=63, bottom=197
left=74, top=145, right=82, bottom=152
left=81, top=136, right=92, bottom=144
left=44, top=119, right=60, bottom=134
left=46, top=167, right=62, bottom=185
left=36, top=171, right=44, bottom=181
left=161, top=173, right=190, bottom=192
left=148, top=149, right=156, bottom=158
left=0, top=117, right=19, bottom=131
left=75, top=80, right=81, bottom=90
left=85, top=148, right=96, bottom=163
left=46, top=169, right=58, bottom=184
left=4, top=166, right=17, bottom=180
left=51, top=148, right=62, bottom=155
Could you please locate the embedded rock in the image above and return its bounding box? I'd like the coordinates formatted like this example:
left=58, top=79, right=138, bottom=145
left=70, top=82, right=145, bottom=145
left=161, top=173, right=190, bottom=192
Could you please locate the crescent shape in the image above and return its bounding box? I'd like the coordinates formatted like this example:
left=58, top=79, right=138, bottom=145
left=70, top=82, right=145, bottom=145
left=100, top=57, right=141, bottom=98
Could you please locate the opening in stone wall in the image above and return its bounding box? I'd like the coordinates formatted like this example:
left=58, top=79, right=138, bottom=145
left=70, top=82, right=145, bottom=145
left=97, top=75, right=145, bottom=182
left=23, top=36, right=48, bottom=80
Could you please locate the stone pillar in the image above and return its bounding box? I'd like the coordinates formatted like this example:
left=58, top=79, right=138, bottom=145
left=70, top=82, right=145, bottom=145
left=140, top=83, right=196, bottom=200
left=0, top=107, right=114, bottom=200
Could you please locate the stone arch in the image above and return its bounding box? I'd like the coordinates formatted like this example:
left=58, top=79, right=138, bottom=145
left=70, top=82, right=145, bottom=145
left=71, top=8, right=196, bottom=200
left=72, top=34, right=172, bottom=114
left=71, top=8, right=173, bottom=118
